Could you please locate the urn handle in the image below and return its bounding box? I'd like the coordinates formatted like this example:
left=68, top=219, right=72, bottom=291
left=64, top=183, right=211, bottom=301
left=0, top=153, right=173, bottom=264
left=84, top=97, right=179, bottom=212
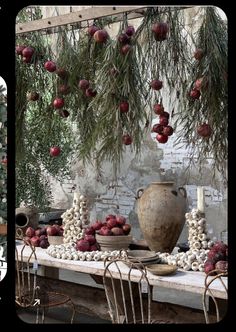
left=136, top=188, right=144, bottom=199
left=178, top=186, right=187, bottom=198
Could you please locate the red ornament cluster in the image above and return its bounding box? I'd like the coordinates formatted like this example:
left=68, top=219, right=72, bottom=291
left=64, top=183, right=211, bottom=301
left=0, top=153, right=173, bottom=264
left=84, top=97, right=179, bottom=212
left=152, top=104, right=173, bottom=144
left=117, top=25, right=135, bottom=55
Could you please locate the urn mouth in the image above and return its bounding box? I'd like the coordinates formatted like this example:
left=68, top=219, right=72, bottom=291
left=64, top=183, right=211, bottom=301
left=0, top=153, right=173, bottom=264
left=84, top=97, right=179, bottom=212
left=150, top=182, right=174, bottom=185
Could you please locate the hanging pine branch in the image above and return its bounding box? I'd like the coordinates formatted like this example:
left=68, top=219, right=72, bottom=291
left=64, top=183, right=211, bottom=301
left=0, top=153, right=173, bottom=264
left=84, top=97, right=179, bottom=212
left=173, top=7, right=228, bottom=180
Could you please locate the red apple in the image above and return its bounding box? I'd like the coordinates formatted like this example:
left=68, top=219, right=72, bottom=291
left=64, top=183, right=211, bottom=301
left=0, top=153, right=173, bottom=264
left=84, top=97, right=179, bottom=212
left=125, top=26, right=135, bottom=36
left=150, top=79, right=163, bottom=90
left=121, top=44, right=132, bottom=55
left=50, top=146, right=61, bottom=157
left=88, top=25, right=99, bottom=37
left=22, top=46, right=34, bottom=58
left=156, top=133, right=168, bottom=144
left=160, top=111, right=170, bottom=119
left=85, top=88, right=97, bottom=97
left=84, top=234, right=96, bottom=245
left=190, top=89, right=201, bottom=99
left=91, top=220, right=103, bottom=231
left=118, top=33, right=131, bottom=44
left=162, top=125, right=174, bottom=136
left=119, top=101, right=129, bottom=113
left=58, top=109, right=70, bottom=118
left=35, top=228, right=43, bottom=237
left=159, top=117, right=169, bottom=126
left=93, top=29, right=109, bottom=43
left=58, top=84, right=70, bottom=95
left=30, top=236, right=40, bottom=247
left=76, top=239, right=90, bottom=251
left=152, top=124, right=163, bottom=134
left=107, top=218, right=117, bottom=229
left=85, top=227, right=96, bottom=235
left=25, top=227, right=35, bottom=238
left=194, top=48, right=204, bottom=60
left=122, top=224, right=131, bottom=235
left=40, top=239, right=49, bottom=249
left=116, top=215, right=126, bottom=226
left=89, top=243, right=99, bottom=251
left=16, top=45, right=26, bottom=55
left=56, top=68, right=69, bottom=79
left=111, top=227, right=124, bottom=236
left=99, top=226, right=112, bottom=236
left=153, top=103, right=164, bottom=115
left=46, top=226, right=58, bottom=236
left=44, top=60, right=57, bottom=72
left=106, top=214, right=116, bottom=221
left=39, top=235, right=47, bottom=241
left=197, top=123, right=212, bottom=138
left=122, top=134, right=132, bottom=145
left=79, top=79, right=90, bottom=90
left=53, top=97, right=64, bottom=109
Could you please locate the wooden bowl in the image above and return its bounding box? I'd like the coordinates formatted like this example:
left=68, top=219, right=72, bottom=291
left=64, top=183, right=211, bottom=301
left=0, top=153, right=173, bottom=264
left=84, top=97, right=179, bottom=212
left=95, top=234, right=132, bottom=251
left=47, top=235, right=64, bottom=245
left=146, top=264, right=177, bottom=276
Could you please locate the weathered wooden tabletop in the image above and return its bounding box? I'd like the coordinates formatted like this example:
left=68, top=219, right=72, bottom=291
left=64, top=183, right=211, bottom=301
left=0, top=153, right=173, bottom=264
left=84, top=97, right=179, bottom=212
left=16, top=243, right=227, bottom=299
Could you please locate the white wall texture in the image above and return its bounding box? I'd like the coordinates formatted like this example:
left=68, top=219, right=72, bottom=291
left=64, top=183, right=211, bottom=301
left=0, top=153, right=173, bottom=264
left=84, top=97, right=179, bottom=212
left=39, top=6, right=227, bottom=244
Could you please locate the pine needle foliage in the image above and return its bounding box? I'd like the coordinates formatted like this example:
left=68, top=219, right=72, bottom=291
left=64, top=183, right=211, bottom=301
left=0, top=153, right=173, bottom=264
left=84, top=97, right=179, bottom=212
left=173, top=7, right=228, bottom=180
left=15, top=6, right=228, bottom=209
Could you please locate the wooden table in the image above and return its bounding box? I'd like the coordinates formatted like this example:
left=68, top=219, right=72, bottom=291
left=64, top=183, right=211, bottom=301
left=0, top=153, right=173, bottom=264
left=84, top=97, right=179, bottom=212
left=16, top=243, right=227, bottom=323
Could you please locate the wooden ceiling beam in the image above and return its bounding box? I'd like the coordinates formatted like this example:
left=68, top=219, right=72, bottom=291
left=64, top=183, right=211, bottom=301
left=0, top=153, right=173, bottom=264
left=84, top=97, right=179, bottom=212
left=16, top=6, right=148, bottom=35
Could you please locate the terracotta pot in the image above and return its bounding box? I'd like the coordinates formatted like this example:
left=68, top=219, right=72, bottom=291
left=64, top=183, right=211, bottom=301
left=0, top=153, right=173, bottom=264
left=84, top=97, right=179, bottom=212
left=136, top=182, right=187, bottom=253
left=0, top=224, right=7, bottom=235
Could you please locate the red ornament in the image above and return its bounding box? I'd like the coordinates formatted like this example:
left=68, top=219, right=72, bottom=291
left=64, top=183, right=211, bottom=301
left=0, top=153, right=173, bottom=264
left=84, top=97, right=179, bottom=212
left=58, top=84, right=71, bottom=95
left=118, top=33, right=130, bottom=44
left=152, top=123, right=163, bottom=134
left=58, top=110, right=70, bottom=118
left=121, top=44, right=132, bottom=55
left=194, top=48, right=204, bottom=60
left=156, top=134, right=168, bottom=143
left=197, top=123, right=212, bottom=138
left=122, top=134, right=132, bottom=145
left=50, top=146, right=61, bottom=157
left=150, top=79, right=163, bottom=90
left=93, top=29, right=109, bottom=43
left=53, top=98, right=64, bottom=109
left=125, top=25, right=135, bottom=36
left=153, top=103, right=164, bottom=115
left=152, top=22, right=169, bottom=41
left=85, top=88, right=97, bottom=97
left=119, top=101, right=129, bottom=113
left=87, top=25, right=99, bottom=37
left=16, top=45, right=26, bottom=55
left=56, top=68, right=69, bottom=79
left=190, top=89, right=201, bottom=99
left=160, top=111, right=170, bottom=120
left=44, top=61, right=57, bottom=72
left=194, top=77, right=204, bottom=90
left=159, top=117, right=169, bottom=126
left=79, top=79, right=90, bottom=90
left=22, top=46, right=35, bottom=58
left=162, top=125, right=174, bottom=136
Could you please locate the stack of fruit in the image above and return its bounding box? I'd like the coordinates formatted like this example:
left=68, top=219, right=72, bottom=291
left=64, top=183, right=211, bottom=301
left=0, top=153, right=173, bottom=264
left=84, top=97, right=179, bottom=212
left=75, top=214, right=132, bottom=252
left=22, top=224, right=63, bottom=249
left=204, top=241, right=228, bottom=274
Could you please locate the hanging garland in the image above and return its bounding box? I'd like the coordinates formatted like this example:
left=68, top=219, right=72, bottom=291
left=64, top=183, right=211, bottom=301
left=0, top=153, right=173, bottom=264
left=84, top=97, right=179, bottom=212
left=15, top=6, right=228, bottom=210
left=173, top=7, right=228, bottom=180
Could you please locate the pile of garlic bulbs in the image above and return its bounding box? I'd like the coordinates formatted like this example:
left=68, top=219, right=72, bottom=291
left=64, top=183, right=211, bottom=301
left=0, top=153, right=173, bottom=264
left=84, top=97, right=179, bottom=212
left=46, top=243, right=122, bottom=262
left=61, top=192, right=90, bottom=245
left=157, top=208, right=214, bottom=271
